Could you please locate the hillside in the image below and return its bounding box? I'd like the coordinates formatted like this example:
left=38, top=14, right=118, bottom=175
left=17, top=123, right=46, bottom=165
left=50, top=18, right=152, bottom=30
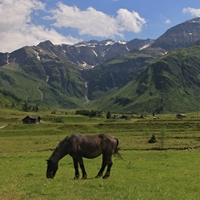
left=0, top=38, right=155, bottom=108
left=82, top=47, right=163, bottom=100
left=82, top=17, right=200, bottom=100
left=93, top=41, right=200, bottom=113
left=1, top=17, right=200, bottom=111
left=0, top=46, right=86, bottom=108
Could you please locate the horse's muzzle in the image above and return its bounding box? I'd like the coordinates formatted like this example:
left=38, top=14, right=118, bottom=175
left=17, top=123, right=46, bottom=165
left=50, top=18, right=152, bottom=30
left=46, top=172, right=54, bottom=179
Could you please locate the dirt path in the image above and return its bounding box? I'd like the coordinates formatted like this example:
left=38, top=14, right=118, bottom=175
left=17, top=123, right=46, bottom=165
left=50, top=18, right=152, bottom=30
left=0, top=125, right=8, bottom=129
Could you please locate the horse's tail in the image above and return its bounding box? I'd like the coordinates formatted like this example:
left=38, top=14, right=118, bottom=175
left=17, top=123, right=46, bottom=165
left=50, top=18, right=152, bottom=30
left=114, top=137, right=123, bottom=160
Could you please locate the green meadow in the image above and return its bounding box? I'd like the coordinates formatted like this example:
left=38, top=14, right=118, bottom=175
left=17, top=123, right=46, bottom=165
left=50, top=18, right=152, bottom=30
left=1, top=109, right=200, bottom=199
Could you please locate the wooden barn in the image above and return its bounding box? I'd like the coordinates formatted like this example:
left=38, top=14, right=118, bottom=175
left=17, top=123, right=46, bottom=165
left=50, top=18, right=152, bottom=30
left=176, top=113, right=186, bottom=119
left=22, top=116, right=41, bottom=124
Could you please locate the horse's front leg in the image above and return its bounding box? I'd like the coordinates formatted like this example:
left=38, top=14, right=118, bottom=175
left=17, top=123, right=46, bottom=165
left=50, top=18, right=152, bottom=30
left=73, top=158, right=80, bottom=179
left=78, top=157, right=87, bottom=179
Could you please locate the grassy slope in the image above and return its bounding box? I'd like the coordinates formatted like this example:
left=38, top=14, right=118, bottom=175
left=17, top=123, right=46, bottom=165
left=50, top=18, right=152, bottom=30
left=0, top=64, right=44, bottom=100
left=0, top=60, right=86, bottom=108
left=84, top=47, right=162, bottom=100
left=93, top=42, right=200, bottom=113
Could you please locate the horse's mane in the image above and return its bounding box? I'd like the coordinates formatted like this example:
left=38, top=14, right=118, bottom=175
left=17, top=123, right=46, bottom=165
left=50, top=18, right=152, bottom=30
left=56, top=136, right=69, bottom=148
left=50, top=136, right=70, bottom=160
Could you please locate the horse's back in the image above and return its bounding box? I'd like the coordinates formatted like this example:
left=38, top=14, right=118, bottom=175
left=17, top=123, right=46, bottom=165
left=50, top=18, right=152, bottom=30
left=70, top=133, right=117, bottom=145
left=68, top=133, right=118, bottom=157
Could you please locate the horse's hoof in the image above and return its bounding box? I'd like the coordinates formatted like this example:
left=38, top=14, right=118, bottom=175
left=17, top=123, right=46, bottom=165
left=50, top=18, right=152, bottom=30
left=82, top=175, right=87, bottom=179
left=102, top=175, right=109, bottom=179
left=95, top=173, right=103, bottom=178
left=74, top=176, right=79, bottom=180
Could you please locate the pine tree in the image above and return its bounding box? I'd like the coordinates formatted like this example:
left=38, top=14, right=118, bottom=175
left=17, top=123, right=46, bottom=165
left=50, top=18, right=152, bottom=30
left=106, top=111, right=111, bottom=119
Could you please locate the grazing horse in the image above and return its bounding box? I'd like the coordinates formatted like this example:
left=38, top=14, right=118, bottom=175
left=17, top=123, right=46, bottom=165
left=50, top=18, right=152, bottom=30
left=46, top=133, right=121, bottom=179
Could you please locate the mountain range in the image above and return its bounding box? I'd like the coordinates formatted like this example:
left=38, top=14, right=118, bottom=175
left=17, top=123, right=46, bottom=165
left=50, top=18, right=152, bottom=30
left=1, top=17, right=200, bottom=113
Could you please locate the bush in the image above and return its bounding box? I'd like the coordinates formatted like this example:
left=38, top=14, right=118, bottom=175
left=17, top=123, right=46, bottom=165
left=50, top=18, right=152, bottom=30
left=106, top=111, right=111, bottom=119
left=53, top=117, right=64, bottom=123
left=76, top=110, right=90, bottom=116
left=148, top=134, right=157, bottom=143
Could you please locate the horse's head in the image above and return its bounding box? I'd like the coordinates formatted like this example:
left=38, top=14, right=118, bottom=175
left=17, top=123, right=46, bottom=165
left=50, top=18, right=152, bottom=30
left=46, top=159, right=58, bottom=179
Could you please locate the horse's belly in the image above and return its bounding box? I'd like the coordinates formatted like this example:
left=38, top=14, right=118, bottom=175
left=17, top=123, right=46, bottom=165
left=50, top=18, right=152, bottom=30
left=82, top=152, right=101, bottom=159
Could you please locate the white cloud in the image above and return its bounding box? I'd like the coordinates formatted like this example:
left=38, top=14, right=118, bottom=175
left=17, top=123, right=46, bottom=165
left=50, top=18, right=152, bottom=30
left=116, top=8, right=146, bottom=32
left=48, top=3, right=146, bottom=38
left=0, top=0, right=81, bottom=52
left=160, top=14, right=171, bottom=25
left=0, top=1, right=146, bottom=53
left=165, top=19, right=171, bottom=24
left=183, top=7, right=200, bottom=17
left=49, top=5, right=122, bottom=38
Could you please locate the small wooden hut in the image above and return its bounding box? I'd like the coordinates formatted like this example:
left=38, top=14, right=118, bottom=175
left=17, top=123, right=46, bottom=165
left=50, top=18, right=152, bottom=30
left=22, top=116, right=41, bottom=124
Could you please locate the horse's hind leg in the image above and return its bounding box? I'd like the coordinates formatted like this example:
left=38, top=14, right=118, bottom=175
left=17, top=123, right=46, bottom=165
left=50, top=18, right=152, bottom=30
left=73, top=158, right=80, bottom=179
left=95, top=154, right=110, bottom=178
left=95, top=159, right=107, bottom=178
left=103, top=155, right=113, bottom=178
left=103, top=157, right=113, bottom=179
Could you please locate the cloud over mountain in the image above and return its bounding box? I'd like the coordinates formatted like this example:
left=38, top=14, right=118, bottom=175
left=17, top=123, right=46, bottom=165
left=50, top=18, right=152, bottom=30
left=0, top=0, right=81, bottom=52
left=0, top=0, right=146, bottom=52
left=47, top=3, right=146, bottom=38
left=183, top=7, right=200, bottom=17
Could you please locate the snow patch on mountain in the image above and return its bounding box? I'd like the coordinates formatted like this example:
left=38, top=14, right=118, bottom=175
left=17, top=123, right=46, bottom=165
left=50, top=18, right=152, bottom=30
left=139, top=44, right=150, bottom=50
left=92, top=50, right=98, bottom=57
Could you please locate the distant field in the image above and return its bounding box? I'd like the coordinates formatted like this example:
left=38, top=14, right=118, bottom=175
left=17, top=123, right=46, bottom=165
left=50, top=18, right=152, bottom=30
left=0, top=109, right=200, bottom=199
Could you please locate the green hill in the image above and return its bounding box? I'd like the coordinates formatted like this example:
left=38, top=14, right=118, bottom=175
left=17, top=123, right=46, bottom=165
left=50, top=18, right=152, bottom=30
left=93, top=41, right=200, bottom=113
left=83, top=47, right=163, bottom=100
left=0, top=47, right=86, bottom=108
left=1, top=17, right=200, bottom=112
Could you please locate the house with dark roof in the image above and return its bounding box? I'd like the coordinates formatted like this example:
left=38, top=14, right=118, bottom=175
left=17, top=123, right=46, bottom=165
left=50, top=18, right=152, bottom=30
left=176, top=113, right=186, bottom=119
left=22, top=116, right=41, bottom=124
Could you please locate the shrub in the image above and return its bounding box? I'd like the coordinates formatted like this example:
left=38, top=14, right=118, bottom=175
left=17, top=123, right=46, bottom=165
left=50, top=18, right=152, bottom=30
left=148, top=134, right=157, bottom=143
left=53, top=117, right=64, bottom=123
left=106, top=111, right=111, bottom=119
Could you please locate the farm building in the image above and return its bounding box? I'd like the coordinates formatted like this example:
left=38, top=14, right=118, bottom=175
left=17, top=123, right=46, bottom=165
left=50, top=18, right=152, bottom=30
left=114, top=115, right=129, bottom=120
left=22, top=116, right=41, bottom=124
left=176, top=113, right=186, bottom=119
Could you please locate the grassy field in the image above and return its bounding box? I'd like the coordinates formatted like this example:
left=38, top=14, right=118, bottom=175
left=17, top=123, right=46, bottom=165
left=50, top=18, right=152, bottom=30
left=1, top=109, right=200, bottom=199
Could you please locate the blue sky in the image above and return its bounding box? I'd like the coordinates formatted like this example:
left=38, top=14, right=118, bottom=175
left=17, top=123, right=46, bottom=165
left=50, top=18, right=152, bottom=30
left=0, top=0, right=200, bottom=52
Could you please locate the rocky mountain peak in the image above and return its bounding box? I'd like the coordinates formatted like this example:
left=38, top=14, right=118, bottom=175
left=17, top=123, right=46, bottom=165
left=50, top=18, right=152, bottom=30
left=151, top=17, right=200, bottom=51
